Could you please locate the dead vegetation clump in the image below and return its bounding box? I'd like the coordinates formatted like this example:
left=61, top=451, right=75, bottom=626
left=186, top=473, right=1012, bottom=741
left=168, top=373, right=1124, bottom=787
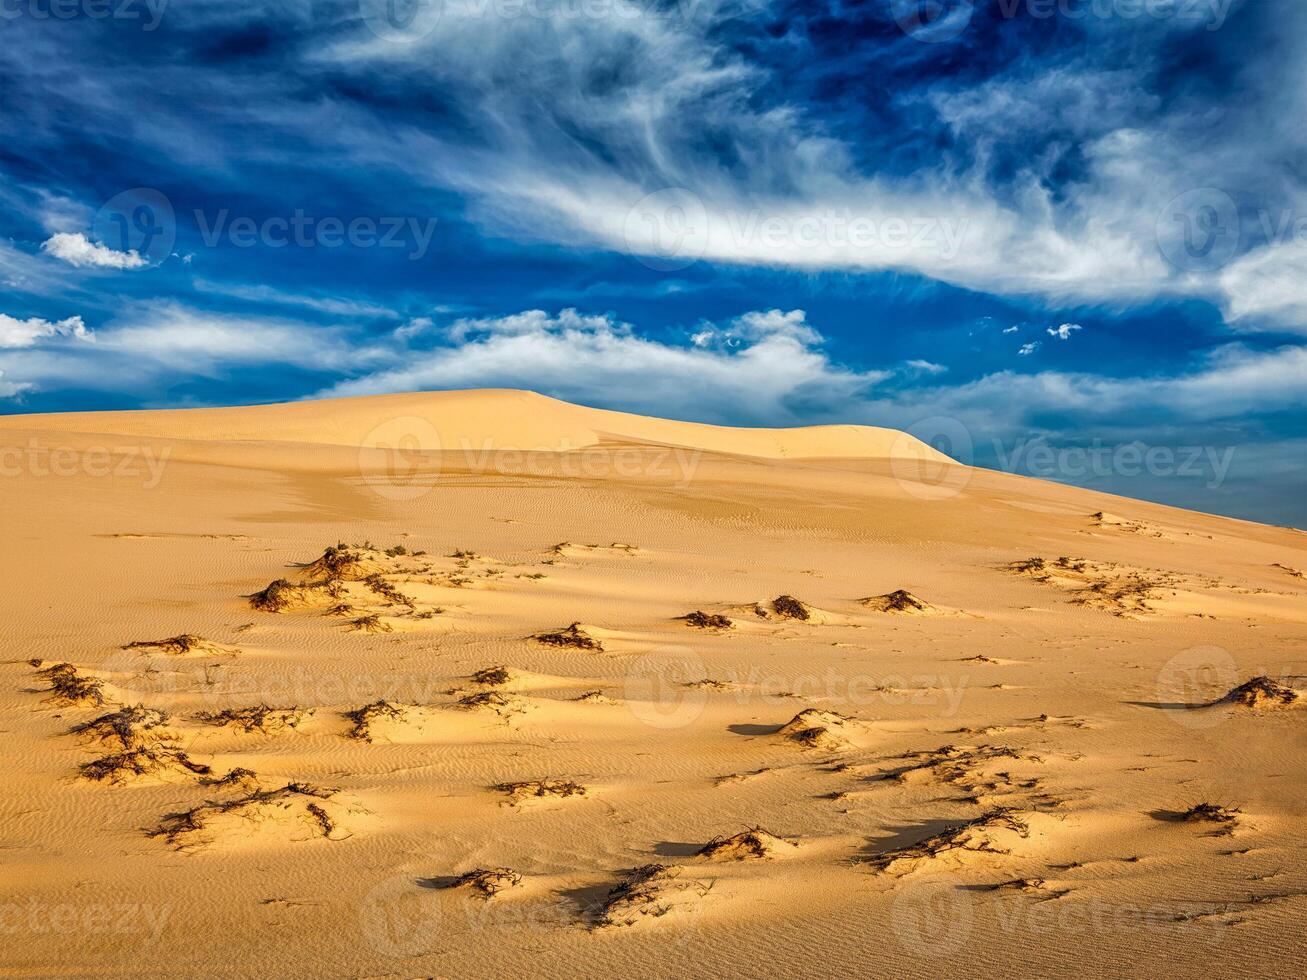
left=149, top=782, right=341, bottom=848
left=347, top=614, right=393, bottom=633
left=248, top=578, right=338, bottom=613
left=495, top=779, right=587, bottom=805
left=71, top=704, right=170, bottom=750
left=575, top=690, right=613, bottom=703
left=38, top=662, right=107, bottom=706
left=1072, top=573, right=1163, bottom=616
left=980, top=877, right=1068, bottom=900
left=364, top=574, right=414, bottom=609
left=779, top=708, right=854, bottom=750
left=470, top=665, right=511, bottom=686
left=344, top=700, right=408, bottom=741
left=80, top=745, right=212, bottom=784
left=863, top=808, right=1030, bottom=874
left=597, top=864, right=709, bottom=927
left=1179, top=802, right=1241, bottom=828
left=1216, top=676, right=1298, bottom=709
left=1010, top=557, right=1048, bottom=575
left=696, top=827, right=797, bottom=861
left=302, top=545, right=375, bottom=583
left=770, top=595, right=811, bottom=621
left=779, top=708, right=854, bottom=734
left=680, top=611, right=733, bottom=630
left=880, top=744, right=1026, bottom=789
left=202, top=767, right=259, bottom=790
left=533, top=623, right=603, bottom=651
left=789, top=726, right=849, bottom=751
left=454, top=691, right=521, bottom=717
left=122, top=634, right=210, bottom=655
left=683, top=678, right=731, bottom=691
left=450, top=868, right=522, bottom=898
left=1009, top=556, right=1168, bottom=616
left=198, top=705, right=308, bottom=734
left=248, top=578, right=297, bottom=612
left=861, top=590, right=935, bottom=614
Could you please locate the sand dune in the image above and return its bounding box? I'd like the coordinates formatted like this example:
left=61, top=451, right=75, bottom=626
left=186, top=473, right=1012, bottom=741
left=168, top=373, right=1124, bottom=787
left=0, top=387, right=952, bottom=462
left=2, top=388, right=1305, bottom=977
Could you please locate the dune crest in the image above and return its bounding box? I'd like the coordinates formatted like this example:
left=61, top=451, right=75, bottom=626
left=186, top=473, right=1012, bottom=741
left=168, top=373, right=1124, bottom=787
left=0, top=388, right=952, bottom=463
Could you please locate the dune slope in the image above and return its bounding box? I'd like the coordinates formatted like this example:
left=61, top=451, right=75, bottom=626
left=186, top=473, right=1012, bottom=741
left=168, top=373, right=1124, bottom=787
left=1, top=389, right=1304, bottom=978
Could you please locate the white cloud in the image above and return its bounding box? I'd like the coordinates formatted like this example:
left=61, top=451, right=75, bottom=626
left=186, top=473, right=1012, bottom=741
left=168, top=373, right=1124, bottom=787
left=904, top=359, right=948, bottom=375
left=99, top=303, right=381, bottom=373
left=1217, top=240, right=1307, bottom=333
left=0, top=368, right=34, bottom=399
left=41, top=232, right=148, bottom=270
left=0, top=303, right=388, bottom=395
left=688, top=308, right=823, bottom=350
left=1003, top=326, right=1019, bottom=334
left=322, top=307, right=885, bottom=424
left=1047, top=323, right=1082, bottom=341
left=0, top=312, right=92, bottom=349
left=394, top=316, right=434, bottom=341
left=1019, top=342, right=1040, bottom=356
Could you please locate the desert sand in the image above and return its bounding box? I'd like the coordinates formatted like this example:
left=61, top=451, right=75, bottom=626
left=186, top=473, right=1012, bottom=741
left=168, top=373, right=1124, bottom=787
left=1, top=389, right=1304, bottom=977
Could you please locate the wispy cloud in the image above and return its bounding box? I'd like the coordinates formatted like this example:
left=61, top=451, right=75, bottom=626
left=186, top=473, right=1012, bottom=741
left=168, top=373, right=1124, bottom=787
left=190, top=279, right=401, bottom=319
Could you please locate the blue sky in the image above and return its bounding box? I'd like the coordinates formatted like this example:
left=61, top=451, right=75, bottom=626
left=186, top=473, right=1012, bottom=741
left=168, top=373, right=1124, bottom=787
left=1, top=0, right=1304, bottom=525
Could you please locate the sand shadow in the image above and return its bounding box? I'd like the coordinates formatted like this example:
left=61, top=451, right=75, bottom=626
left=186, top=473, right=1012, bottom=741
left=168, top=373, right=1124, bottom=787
left=416, top=876, right=459, bottom=890
left=859, top=818, right=962, bottom=858
left=1123, top=700, right=1206, bottom=711
left=556, top=882, right=612, bottom=925
left=651, top=840, right=703, bottom=857
left=728, top=723, right=782, bottom=736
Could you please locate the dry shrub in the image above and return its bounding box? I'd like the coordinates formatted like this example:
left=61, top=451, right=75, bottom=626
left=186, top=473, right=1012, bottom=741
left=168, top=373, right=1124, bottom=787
left=696, top=827, right=796, bottom=861
left=534, top=623, right=603, bottom=651
left=681, top=611, right=733, bottom=630
left=770, top=595, right=811, bottom=621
